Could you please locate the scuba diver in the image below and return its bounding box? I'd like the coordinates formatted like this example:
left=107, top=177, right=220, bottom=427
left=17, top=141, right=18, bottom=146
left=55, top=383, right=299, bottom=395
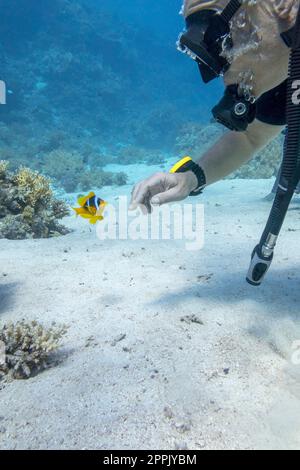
left=130, top=0, right=300, bottom=285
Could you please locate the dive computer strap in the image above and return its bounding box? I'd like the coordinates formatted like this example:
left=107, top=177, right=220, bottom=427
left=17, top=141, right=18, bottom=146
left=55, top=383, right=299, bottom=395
left=170, top=157, right=206, bottom=196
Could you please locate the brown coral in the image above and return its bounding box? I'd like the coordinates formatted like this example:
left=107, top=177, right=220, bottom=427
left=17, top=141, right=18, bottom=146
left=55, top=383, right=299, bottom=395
left=0, top=162, right=71, bottom=239
left=14, top=167, right=53, bottom=209
left=0, top=321, right=67, bottom=380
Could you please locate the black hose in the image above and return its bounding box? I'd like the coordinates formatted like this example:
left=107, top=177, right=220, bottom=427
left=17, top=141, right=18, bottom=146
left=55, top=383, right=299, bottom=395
left=246, top=5, right=300, bottom=286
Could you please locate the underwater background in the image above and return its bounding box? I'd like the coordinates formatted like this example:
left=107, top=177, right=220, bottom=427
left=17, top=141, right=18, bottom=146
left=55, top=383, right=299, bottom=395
left=0, top=0, right=283, bottom=199
left=1, top=2, right=300, bottom=451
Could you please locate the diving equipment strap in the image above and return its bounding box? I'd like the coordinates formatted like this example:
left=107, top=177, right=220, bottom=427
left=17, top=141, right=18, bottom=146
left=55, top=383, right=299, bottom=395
left=220, top=0, right=242, bottom=24
left=170, top=157, right=206, bottom=196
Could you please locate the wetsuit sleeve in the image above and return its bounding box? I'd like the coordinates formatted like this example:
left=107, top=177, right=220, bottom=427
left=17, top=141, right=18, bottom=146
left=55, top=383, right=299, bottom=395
left=256, top=80, right=287, bottom=126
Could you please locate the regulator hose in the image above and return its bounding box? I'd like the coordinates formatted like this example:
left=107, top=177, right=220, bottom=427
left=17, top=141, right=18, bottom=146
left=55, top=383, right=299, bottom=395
left=247, top=5, right=300, bottom=286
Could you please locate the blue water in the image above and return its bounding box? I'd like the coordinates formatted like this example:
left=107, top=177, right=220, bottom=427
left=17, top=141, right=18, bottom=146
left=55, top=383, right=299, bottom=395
left=0, top=0, right=223, bottom=189
left=1, top=3, right=300, bottom=452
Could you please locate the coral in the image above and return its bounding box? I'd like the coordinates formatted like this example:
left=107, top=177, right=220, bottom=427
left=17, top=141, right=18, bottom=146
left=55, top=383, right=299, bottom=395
left=0, top=321, right=67, bottom=380
left=0, top=162, right=71, bottom=239
left=175, top=123, right=224, bottom=157
left=0, top=0, right=207, bottom=176
left=231, top=133, right=284, bottom=179
left=42, top=149, right=85, bottom=192
left=116, top=145, right=167, bottom=166
left=79, top=169, right=128, bottom=189
left=111, top=171, right=128, bottom=186
left=41, top=149, right=128, bottom=192
left=0, top=160, right=9, bottom=179
left=14, top=167, right=52, bottom=209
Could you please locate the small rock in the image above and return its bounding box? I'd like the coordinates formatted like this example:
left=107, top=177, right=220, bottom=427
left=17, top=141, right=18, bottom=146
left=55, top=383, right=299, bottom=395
left=163, top=406, right=174, bottom=419
left=174, top=441, right=188, bottom=450
left=85, top=336, right=98, bottom=348
left=197, top=273, right=213, bottom=282
left=174, top=421, right=191, bottom=433
left=111, top=333, right=126, bottom=347
left=180, top=314, right=204, bottom=325
left=196, top=440, right=206, bottom=449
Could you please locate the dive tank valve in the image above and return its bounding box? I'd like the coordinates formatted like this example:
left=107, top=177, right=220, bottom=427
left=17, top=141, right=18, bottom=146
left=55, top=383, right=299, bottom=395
left=246, top=234, right=277, bottom=286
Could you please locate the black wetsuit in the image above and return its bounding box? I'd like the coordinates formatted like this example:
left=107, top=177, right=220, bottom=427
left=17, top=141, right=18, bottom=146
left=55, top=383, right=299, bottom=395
left=255, top=80, right=300, bottom=193
left=256, top=80, right=287, bottom=126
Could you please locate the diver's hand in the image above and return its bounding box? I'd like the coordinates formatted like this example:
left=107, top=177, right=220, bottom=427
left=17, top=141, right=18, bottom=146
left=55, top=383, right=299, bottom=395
left=129, top=171, right=198, bottom=214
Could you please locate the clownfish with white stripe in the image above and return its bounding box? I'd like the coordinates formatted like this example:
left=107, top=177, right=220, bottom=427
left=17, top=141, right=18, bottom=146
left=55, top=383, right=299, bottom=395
left=73, top=192, right=107, bottom=224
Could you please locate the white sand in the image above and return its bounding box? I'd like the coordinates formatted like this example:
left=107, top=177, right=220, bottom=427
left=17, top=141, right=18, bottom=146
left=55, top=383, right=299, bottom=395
left=0, top=175, right=300, bottom=450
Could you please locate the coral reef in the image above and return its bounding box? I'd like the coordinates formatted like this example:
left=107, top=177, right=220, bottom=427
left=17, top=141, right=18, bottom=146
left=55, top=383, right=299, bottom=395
left=0, top=1, right=284, bottom=180
left=42, top=149, right=128, bottom=192
left=0, top=0, right=209, bottom=176
left=115, top=145, right=167, bottom=166
left=231, top=133, right=284, bottom=179
left=0, top=162, right=70, bottom=239
left=0, top=321, right=67, bottom=380
left=175, top=122, right=225, bottom=157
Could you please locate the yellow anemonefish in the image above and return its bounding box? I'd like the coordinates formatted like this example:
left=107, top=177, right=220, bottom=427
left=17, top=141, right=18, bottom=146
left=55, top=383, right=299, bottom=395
left=73, top=192, right=107, bottom=224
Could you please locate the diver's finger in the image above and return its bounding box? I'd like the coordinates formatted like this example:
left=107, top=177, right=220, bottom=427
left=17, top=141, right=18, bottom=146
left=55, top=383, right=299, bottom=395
left=129, top=186, right=152, bottom=213
left=130, top=181, right=141, bottom=200
left=151, top=186, right=185, bottom=206
left=131, top=182, right=154, bottom=208
left=129, top=182, right=143, bottom=210
left=130, top=172, right=177, bottom=211
left=130, top=179, right=154, bottom=208
left=140, top=201, right=152, bottom=214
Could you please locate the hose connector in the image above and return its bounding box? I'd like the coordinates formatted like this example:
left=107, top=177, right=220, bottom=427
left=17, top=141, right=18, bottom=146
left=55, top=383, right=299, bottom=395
left=246, top=234, right=277, bottom=286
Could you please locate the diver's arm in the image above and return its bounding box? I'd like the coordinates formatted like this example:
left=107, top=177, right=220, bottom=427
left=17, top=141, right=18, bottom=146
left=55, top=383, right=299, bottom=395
left=198, top=120, right=284, bottom=185
left=130, top=120, right=284, bottom=213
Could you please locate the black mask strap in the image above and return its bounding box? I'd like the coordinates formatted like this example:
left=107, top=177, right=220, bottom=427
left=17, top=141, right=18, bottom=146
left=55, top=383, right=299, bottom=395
left=220, top=0, right=242, bottom=23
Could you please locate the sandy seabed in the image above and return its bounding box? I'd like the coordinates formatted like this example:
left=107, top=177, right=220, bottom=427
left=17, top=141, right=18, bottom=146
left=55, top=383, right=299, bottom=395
left=0, top=172, right=300, bottom=450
